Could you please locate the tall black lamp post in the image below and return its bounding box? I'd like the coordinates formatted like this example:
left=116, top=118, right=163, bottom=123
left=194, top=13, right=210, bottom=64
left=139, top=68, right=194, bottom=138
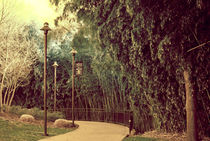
left=70, top=48, right=77, bottom=127
left=52, top=61, right=58, bottom=112
left=40, top=22, right=51, bottom=136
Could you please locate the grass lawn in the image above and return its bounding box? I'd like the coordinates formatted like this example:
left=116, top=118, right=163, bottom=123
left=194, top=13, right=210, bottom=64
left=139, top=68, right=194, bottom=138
left=123, top=136, right=166, bottom=141
left=0, top=118, right=74, bottom=141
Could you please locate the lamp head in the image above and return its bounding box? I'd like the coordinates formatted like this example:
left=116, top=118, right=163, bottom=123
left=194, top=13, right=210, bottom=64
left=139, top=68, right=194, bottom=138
left=52, top=61, right=58, bottom=67
left=40, top=22, right=51, bottom=34
left=70, top=48, right=77, bottom=55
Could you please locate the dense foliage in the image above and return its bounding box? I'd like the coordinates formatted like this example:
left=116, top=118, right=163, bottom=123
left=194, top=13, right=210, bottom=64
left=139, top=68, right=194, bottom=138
left=51, top=0, right=209, bottom=135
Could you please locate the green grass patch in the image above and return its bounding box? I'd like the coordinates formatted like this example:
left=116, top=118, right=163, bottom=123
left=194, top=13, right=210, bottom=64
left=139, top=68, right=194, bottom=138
left=123, top=136, right=165, bottom=141
left=0, top=118, right=74, bottom=141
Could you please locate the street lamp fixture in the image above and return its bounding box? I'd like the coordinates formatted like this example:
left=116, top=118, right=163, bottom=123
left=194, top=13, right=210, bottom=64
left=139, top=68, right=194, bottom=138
left=40, top=22, right=51, bottom=136
left=71, top=48, right=77, bottom=54
left=75, top=61, right=83, bottom=76
left=52, top=61, right=58, bottom=112
left=70, top=48, right=77, bottom=127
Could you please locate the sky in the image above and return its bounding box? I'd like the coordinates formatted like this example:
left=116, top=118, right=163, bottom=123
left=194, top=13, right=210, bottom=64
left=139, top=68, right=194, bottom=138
left=4, top=0, right=58, bottom=28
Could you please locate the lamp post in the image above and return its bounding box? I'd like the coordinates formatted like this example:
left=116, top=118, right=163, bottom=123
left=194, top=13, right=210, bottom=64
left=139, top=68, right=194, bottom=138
left=70, top=48, right=77, bottom=127
left=40, top=22, right=51, bottom=136
left=52, top=61, right=58, bottom=112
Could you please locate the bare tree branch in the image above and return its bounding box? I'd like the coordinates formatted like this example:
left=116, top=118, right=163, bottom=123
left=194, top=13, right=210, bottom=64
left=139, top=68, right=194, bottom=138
left=0, top=23, right=38, bottom=112
left=187, top=41, right=210, bottom=52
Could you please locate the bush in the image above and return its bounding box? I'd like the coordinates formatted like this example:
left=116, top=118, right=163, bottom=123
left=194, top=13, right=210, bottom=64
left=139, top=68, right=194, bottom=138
left=30, top=107, right=43, bottom=119
left=9, top=106, right=64, bottom=122
left=47, top=112, right=64, bottom=122
left=9, top=106, right=28, bottom=116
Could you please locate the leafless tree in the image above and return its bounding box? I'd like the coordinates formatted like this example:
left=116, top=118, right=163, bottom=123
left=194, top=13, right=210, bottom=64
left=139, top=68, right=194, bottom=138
left=0, top=23, right=38, bottom=112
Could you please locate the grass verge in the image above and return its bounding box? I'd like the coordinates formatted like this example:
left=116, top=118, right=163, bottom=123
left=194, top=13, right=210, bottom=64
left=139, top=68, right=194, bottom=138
left=123, top=136, right=166, bottom=141
left=0, top=118, right=75, bottom=141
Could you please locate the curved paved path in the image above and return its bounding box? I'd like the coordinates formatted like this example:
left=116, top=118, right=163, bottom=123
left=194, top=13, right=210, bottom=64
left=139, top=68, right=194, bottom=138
left=39, top=121, right=129, bottom=141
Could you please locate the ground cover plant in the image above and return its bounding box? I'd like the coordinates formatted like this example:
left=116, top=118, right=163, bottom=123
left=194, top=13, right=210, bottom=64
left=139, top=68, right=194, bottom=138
left=0, top=118, right=73, bottom=141
left=0, top=105, right=77, bottom=141
left=123, top=136, right=162, bottom=141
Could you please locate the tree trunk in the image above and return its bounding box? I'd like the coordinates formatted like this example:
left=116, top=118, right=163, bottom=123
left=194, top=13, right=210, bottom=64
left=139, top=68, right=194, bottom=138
left=0, top=72, right=6, bottom=113
left=184, top=70, right=198, bottom=141
left=3, top=86, right=10, bottom=105
left=8, top=84, right=17, bottom=111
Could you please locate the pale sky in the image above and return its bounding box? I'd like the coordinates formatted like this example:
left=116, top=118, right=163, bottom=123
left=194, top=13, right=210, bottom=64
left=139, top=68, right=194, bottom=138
left=5, top=0, right=58, bottom=28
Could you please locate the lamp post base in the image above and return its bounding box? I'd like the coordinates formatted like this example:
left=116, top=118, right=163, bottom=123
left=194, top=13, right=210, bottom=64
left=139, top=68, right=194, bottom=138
left=43, top=133, right=49, bottom=136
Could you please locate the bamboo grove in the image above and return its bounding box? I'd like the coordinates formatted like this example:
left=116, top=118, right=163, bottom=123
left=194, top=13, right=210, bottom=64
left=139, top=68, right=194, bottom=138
left=9, top=0, right=209, bottom=139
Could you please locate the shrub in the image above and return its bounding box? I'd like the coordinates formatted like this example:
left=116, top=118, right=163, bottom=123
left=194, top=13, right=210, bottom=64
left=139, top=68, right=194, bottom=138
left=9, top=106, right=64, bottom=121
left=9, top=106, right=28, bottom=116
left=48, top=112, right=64, bottom=122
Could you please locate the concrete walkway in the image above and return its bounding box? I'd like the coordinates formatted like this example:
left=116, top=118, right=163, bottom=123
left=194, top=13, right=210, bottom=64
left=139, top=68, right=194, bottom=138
left=39, top=121, right=129, bottom=141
